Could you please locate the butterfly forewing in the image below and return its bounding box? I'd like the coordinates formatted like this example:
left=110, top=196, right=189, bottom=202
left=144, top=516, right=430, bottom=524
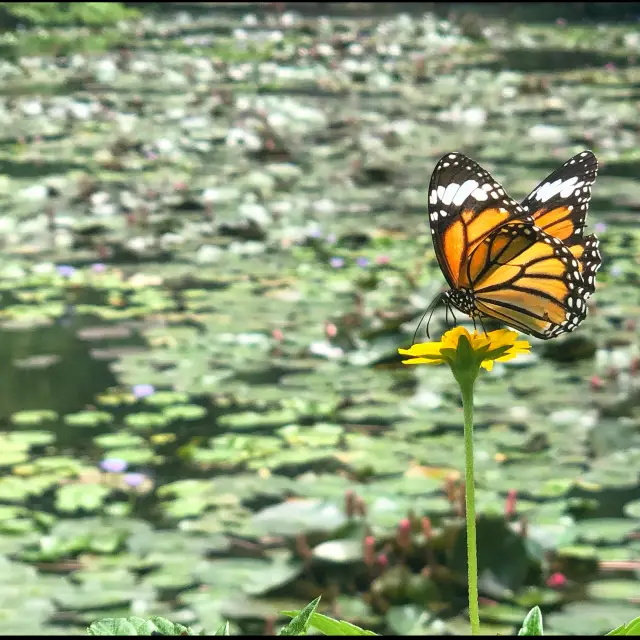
left=521, top=150, right=598, bottom=243
left=428, top=153, right=532, bottom=289
left=521, top=150, right=601, bottom=303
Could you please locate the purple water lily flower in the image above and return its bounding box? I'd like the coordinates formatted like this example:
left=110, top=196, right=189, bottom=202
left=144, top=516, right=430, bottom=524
left=132, top=384, right=155, bottom=399
left=91, top=263, right=107, bottom=273
left=100, top=457, right=127, bottom=473
left=56, top=265, right=76, bottom=278
left=356, top=257, right=370, bottom=267
left=123, top=472, right=147, bottom=488
left=329, top=257, right=345, bottom=268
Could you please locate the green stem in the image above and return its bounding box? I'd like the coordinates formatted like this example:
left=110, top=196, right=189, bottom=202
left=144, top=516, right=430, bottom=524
left=461, top=378, right=480, bottom=635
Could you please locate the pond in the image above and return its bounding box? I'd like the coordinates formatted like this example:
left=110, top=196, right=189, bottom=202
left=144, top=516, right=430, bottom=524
left=0, top=2, right=638, bottom=635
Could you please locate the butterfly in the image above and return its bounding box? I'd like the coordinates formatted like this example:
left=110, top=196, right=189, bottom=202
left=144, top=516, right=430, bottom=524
left=427, top=150, right=602, bottom=339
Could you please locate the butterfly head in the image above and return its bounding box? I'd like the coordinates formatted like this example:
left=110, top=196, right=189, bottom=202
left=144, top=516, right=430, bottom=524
left=442, top=287, right=477, bottom=318
left=417, top=288, right=477, bottom=342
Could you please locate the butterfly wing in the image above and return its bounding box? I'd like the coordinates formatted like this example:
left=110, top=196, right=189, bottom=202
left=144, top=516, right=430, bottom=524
left=429, top=151, right=602, bottom=339
left=468, top=221, right=591, bottom=339
left=566, top=233, right=601, bottom=299
left=521, top=150, right=597, bottom=243
left=428, top=153, right=532, bottom=290
left=521, top=150, right=601, bottom=299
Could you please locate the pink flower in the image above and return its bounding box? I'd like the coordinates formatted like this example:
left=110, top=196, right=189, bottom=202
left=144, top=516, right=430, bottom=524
left=364, top=536, right=376, bottom=567
left=547, top=572, right=567, bottom=589
left=325, top=322, right=338, bottom=339
left=504, top=488, right=517, bottom=519
left=397, top=518, right=411, bottom=550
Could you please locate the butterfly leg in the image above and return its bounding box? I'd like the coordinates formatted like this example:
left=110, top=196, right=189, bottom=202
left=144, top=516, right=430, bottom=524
left=477, top=314, right=489, bottom=338
left=449, top=305, right=458, bottom=329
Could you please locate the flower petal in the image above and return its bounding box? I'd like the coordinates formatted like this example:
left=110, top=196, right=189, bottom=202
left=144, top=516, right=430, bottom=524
left=398, top=343, right=444, bottom=357
left=400, top=326, right=529, bottom=372
left=401, top=357, right=444, bottom=365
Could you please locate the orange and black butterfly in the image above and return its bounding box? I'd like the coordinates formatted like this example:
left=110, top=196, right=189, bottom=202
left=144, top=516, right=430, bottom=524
left=427, top=150, right=601, bottom=339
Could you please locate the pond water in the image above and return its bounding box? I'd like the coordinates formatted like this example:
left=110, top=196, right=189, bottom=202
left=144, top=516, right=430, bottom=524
left=0, top=2, right=638, bottom=635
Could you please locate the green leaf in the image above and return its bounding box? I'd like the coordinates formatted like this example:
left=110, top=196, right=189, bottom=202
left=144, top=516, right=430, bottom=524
left=11, top=410, right=58, bottom=426
left=281, top=609, right=378, bottom=636
left=214, top=621, right=231, bottom=635
left=607, top=616, right=640, bottom=636
left=56, top=483, right=111, bottom=513
left=87, top=617, right=153, bottom=635
left=87, top=616, right=195, bottom=635
left=278, top=597, right=321, bottom=636
left=64, top=410, right=113, bottom=428
left=518, top=606, right=544, bottom=636
left=149, top=616, right=195, bottom=635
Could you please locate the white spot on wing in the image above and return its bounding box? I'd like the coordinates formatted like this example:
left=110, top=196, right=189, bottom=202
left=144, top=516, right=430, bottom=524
left=441, top=183, right=460, bottom=206
left=450, top=180, right=481, bottom=206
left=559, top=178, right=582, bottom=199
left=535, top=176, right=579, bottom=202
left=471, top=188, right=489, bottom=201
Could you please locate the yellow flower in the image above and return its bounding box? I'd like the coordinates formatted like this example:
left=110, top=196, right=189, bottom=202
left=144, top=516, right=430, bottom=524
left=399, top=327, right=530, bottom=636
left=399, top=327, right=530, bottom=372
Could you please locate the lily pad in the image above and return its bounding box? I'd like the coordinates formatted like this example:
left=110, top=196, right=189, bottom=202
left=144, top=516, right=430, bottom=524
left=10, top=410, right=58, bottom=426
left=218, top=409, right=299, bottom=432
left=94, top=433, right=146, bottom=449
left=56, top=483, right=112, bottom=513
left=546, top=603, right=640, bottom=636
left=251, top=500, right=348, bottom=537
left=64, top=411, right=114, bottom=428
left=124, top=412, right=171, bottom=430
left=588, top=580, right=640, bottom=602
left=574, top=519, right=638, bottom=545
left=313, top=539, right=363, bottom=564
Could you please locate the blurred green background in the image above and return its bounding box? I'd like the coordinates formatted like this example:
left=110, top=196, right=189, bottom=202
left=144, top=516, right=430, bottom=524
left=0, top=2, right=637, bottom=635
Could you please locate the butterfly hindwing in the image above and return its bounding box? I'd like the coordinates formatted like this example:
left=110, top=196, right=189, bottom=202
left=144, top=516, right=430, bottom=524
left=521, top=150, right=598, bottom=244
left=428, top=153, right=533, bottom=290
left=569, top=233, right=601, bottom=299
left=469, top=221, right=589, bottom=339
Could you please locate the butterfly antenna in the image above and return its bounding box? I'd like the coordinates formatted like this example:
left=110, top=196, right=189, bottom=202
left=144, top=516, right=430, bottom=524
left=414, top=293, right=443, bottom=344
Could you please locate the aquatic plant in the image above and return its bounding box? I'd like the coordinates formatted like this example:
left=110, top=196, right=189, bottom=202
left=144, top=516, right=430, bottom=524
left=86, top=604, right=640, bottom=635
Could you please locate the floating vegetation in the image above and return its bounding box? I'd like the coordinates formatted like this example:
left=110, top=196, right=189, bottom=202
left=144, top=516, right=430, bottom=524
left=0, top=1, right=637, bottom=636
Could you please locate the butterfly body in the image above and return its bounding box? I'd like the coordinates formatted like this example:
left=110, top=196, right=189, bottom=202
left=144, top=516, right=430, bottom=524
left=428, top=151, right=602, bottom=339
